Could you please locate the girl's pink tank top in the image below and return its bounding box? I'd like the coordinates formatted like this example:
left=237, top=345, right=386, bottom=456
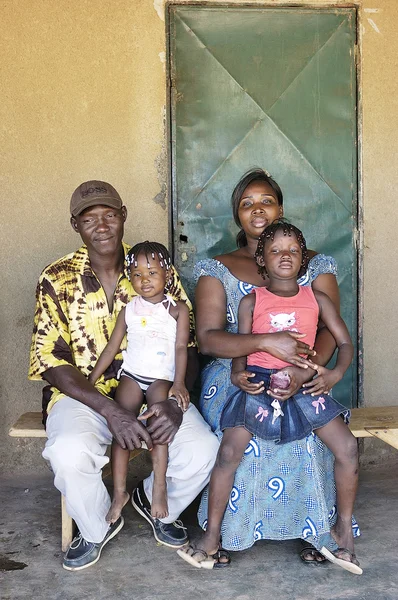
left=247, top=286, right=319, bottom=370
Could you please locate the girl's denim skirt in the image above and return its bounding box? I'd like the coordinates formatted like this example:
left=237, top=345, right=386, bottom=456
left=220, top=365, right=347, bottom=444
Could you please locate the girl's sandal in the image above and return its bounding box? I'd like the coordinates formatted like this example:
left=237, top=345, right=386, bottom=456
left=177, top=544, right=216, bottom=569
left=177, top=541, right=231, bottom=570
left=320, top=546, right=363, bottom=575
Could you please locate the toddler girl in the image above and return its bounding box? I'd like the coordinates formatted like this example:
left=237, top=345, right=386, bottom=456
left=89, top=241, right=190, bottom=523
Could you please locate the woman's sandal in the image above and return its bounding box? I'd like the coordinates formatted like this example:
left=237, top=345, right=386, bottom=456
left=320, top=546, right=363, bottom=575
left=177, top=541, right=231, bottom=570
left=299, top=546, right=327, bottom=567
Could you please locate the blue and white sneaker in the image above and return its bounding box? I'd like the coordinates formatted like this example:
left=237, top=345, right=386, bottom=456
left=131, top=481, right=188, bottom=548
left=63, top=516, right=124, bottom=571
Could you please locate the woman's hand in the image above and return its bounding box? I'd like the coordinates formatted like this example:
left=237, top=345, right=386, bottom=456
left=302, top=366, right=340, bottom=396
left=259, top=331, right=317, bottom=369
left=267, top=366, right=316, bottom=401
left=231, top=370, right=265, bottom=394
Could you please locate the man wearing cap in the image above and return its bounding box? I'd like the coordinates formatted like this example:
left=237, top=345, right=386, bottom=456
left=29, top=181, right=219, bottom=571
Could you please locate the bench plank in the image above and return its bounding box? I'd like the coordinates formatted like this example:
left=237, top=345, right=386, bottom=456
left=9, top=412, right=46, bottom=437
left=349, top=406, right=398, bottom=439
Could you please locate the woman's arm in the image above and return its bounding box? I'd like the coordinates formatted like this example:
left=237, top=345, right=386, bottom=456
left=311, top=272, right=340, bottom=365
left=88, top=308, right=127, bottom=383
left=195, top=275, right=315, bottom=367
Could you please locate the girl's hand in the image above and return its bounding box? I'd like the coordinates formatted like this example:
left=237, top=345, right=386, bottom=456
left=267, top=366, right=316, bottom=401
left=231, top=370, right=265, bottom=394
left=260, top=331, right=317, bottom=369
left=302, top=366, right=340, bottom=396
left=169, top=384, right=190, bottom=412
left=88, top=374, right=96, bottom=384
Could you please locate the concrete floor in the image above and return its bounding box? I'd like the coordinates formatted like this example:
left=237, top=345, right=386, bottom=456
left=1, top=457, right=398, bottom=600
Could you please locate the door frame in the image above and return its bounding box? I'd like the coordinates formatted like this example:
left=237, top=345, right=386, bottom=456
left=165, top=1, right=363, bottom=406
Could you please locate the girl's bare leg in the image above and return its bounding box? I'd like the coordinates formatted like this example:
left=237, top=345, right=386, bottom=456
left=315, top=417, right=359, bottom=563
left=150, top=443, right=169, bottom=518
left=183, top=427, right=252, bottom=562
left=146, top=380, right=173, bottom=519
left=107, top=376, right=144, bottom=524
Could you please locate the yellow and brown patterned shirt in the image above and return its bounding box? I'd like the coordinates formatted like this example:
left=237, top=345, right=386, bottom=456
left=29, top=242, right=195, bottom=413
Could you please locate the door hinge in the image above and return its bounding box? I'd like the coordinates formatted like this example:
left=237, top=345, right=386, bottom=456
left=353, top=228, right=360, bottom=251
left=354, top=44, right=359, bottom=66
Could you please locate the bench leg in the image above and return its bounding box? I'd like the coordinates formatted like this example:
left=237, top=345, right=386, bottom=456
left=61, top=494, right=74, bottom=552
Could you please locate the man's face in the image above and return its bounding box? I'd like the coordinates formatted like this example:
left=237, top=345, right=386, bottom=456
left=71, top=204, right=127, bottom=258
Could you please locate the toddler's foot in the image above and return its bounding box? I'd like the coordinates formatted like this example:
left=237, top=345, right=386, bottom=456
left=106, top=490, right=130, bottom=524
left=151, top=481, right=169, bottom=519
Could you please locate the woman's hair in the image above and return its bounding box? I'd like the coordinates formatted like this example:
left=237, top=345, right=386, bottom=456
left=254, top=219, right=309, bottom=280
left=231, top=168, right=283, bottom=248
left=126, top=241, right=172, bottom=273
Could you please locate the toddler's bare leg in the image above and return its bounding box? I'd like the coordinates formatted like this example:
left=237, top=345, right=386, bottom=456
left=106, top=376, right=144, bottom=524
left=146, top=380, right=174, bottom=519
left=315, top=417, right=359, bottom=564
left=150, top=444, right=169, bottom=519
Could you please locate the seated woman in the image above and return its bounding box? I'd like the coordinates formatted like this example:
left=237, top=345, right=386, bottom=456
left=189, top=168, right=359, bottom=566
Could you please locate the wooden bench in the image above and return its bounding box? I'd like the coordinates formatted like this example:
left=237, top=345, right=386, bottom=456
left=349, top=406, right=398, bottom=450
left=9, top=406, right=398, bottom=551
left=9, top=412, right=144, bottom=551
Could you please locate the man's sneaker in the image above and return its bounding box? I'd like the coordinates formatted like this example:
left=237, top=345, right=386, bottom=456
left=131, top=481, right=188, bottom=548
left=63, top=516, right=124, bottom=571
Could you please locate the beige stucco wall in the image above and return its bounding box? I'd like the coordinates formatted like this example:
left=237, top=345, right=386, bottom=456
left=1, top=0, right=397, bottom=474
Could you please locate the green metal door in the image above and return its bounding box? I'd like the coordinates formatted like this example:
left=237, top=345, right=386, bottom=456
left=168, top=5, right=358, bottom=406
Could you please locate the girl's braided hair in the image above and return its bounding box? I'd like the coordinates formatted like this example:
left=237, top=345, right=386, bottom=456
left=254, top=219, right=309, bottom=280
left=126, top=241, right=172, bottom=275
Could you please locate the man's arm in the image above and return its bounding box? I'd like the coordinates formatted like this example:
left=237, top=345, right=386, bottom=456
left=43, top=364, right=153, bottom=450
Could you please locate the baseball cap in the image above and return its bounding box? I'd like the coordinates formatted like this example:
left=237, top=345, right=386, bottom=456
left=70, top=180, right=123, bottom=216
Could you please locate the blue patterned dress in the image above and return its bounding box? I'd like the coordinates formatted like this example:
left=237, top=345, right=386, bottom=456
left=195, top=255, right=360, bottom=552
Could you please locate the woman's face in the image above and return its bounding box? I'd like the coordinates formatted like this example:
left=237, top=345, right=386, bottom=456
left=237, top=180, right=283, bottom=240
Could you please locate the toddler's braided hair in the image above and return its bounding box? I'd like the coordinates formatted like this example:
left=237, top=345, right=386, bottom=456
left=254, top=219, right=309, bottom=280
left=126, top=241, right=172, bottom=276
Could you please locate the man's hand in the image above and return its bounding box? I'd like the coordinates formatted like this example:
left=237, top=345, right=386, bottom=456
left=138, top=400, right=183, bottom=445
left=103, top=403, right=153, bottom=451
left=267, top=365, right=317, bottom=401
left=302, top=366, right=340, bottom=396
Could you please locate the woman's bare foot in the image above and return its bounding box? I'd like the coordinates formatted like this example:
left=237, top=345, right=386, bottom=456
left=106, top=490, right=130, bottom=524
left=151, top=481, right=169, bottom=519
